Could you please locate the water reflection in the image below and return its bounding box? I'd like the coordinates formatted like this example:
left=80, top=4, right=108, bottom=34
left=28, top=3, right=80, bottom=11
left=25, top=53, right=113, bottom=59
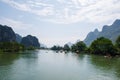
left=20, top=50, right=39, bottom=59
left=0, top=52, right=20, bottom=66
left=0, top=50, right=39, bottom=66
left=0, top=50, right=120, bottom=80
left=90, top=54, right=120, bottom=79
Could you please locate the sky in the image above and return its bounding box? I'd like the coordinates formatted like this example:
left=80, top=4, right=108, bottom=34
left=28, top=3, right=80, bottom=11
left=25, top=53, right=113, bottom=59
left=0, top=0, right=120, bottom=47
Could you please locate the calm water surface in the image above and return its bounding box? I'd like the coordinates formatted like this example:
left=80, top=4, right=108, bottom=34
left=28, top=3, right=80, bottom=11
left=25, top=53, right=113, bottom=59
left=0, top=50, right=120, bottom=80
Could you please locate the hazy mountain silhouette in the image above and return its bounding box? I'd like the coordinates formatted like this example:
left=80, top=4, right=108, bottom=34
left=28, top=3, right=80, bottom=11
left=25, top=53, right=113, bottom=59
left=84, top=19, right=120, bottom=46
left=84, top=29, right=99, bottom=46
left=15, top=33, right=22, bottom=43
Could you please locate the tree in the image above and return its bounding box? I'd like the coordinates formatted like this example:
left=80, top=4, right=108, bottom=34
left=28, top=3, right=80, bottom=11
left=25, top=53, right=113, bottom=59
left=63, top=44, right=70, bottom=51
left=116, top=36, right=120, bottom=48
left=71, top=41, right=87, bottom=53
left=0, top=42, right=25, bottom=52
left=90, top=37, right=116, bottom=55
left=115, top=35, right=120, bottom=54
left=51, top=45, right=63, bottom=50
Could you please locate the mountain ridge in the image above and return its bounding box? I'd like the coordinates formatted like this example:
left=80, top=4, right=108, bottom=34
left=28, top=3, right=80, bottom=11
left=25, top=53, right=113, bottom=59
left=0, top=24, right=40, bottom=48
left=21, top=35, right=40, bottom=48
left=84, top=19, right=120, bottom=46
left=0, top=24, right=16, bottom=42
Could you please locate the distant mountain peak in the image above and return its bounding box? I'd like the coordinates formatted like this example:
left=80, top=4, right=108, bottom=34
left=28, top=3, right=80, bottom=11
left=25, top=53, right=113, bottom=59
left=112, top=19, right=120, bottom=26
left=0, top=24, right=16, bottom=42
left=94, top=29, right=98, bottom=32
left=84, top=28, right=100, bottom=46
left=21, top=35, right=40, bottom=48
left=27, top=35, right=33, bottom=37
left=84, top=19, right=120, bottom=46
left=94, top=29, right=99, bottom=34
left=102, top=25, right=109, bottom=32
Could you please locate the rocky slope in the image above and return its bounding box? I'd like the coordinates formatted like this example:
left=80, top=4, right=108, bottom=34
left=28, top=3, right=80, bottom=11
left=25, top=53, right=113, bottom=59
left=0, top=25, right=16, bottom=42
left=84, top=29, right=99, bottom=46
left=21, top=35, right=40, bottom=48
left=84, top=19, right=120, bottom=46
left=15, top=33, right=22, bottom=43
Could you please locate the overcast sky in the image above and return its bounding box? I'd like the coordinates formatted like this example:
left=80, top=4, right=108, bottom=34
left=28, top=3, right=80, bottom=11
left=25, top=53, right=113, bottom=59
left=0, top=0, right=120, bottom=47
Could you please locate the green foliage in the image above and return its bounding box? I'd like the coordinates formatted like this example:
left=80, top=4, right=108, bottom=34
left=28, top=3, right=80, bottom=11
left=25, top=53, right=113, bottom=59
left=71, top=41, right=87, bottom=53
left=0, top=49, right=3, bottom=54
left=90, top=37, right=116, bottom=55
left=63, top=44, right=70, bottom=51
left=51, top=45, right=63, bottom=50
left=0, top=42, right=25, bottom=52
left=116, top=35, right=120, bottom=48
left=27, top=46, right=36, bottom=50
left=115, top=35, right=120, bottom=54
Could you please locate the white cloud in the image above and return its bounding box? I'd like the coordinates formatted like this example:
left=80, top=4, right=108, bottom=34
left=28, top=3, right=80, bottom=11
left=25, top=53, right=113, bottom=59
left=1, top=0, right=54, bottom=16
left=1, top=0, right=120, bottom=24
left=0, top=17, right=32, bottom=30
left=1, top=0, right=31, bottom=11
left=32, top=7, right=54, bottom=16
left=27, top=0, right=53, bottom=7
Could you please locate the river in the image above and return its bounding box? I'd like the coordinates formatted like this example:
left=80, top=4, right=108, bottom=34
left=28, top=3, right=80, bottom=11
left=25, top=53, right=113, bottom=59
left=0, top=50, right=120, bottom=80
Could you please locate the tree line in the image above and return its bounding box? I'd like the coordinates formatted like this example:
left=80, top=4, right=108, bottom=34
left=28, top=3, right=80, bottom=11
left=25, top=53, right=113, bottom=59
left=0, top=42, right=41, bottom=53
left=1, top=35, right=120, bottom=56
left=0, top=42, right=25, bottom=53
left=51, top=36, right=120, bottom=56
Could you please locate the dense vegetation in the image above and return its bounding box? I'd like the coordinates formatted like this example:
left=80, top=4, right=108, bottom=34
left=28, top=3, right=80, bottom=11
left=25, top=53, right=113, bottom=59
left=84, top=19, right=120, bottom=46
left=89, top=37, right=116, bottom=56
left=0, top=42, right=40, bottom=53
left=50, top=36, right=120, bottom=57
left=0, top=42, right=25, bottom=52
left=63, top=44, right=70, bottom=51
left=51, top=45, right=63, bottom=50
left=115, top=36, right=120, bottom=54
left=51, top=44, right=71, bottom=51
left=1, top=35, right=120, bottom=57
left=71, top=41, right=87, bottom=53
left=71, top=36, right=120, bottom=56
left=0, top=24, right=41, bottom=53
